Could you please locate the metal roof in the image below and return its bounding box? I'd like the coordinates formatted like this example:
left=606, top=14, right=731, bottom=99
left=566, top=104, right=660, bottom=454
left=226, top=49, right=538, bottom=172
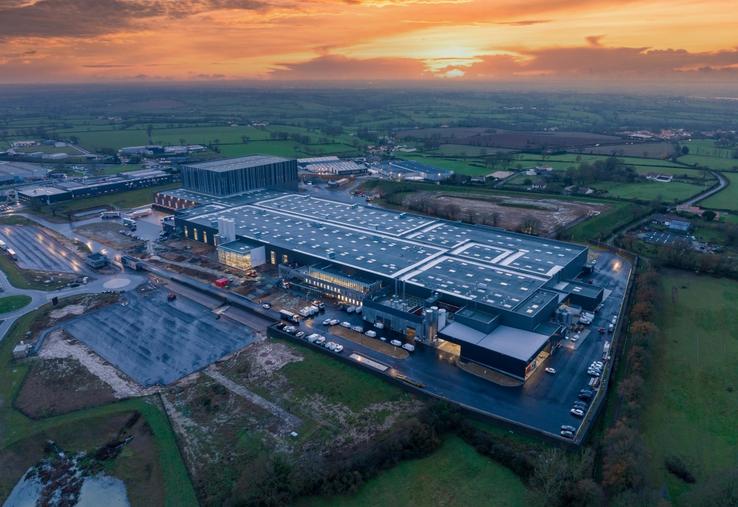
left=183, top=155, right=291, bottom=172
left=441, top=322, right=551, bottom=362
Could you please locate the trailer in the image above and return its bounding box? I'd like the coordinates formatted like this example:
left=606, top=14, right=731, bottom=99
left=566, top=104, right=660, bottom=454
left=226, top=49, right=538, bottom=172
left=100, top=211, right=121, bottom=219
left=279, top=309, right=300, bottom=323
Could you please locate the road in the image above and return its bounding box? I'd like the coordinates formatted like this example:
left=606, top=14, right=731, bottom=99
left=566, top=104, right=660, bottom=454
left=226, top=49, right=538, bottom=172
left=604, top=170, right=728, bottom=245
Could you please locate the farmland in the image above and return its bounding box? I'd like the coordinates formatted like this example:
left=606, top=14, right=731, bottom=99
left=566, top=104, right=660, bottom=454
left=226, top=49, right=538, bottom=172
left=641, top=272, right=738, bottom=505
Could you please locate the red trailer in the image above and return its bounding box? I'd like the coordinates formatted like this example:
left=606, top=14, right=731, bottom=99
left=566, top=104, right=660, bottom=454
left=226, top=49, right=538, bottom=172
left=214, top=278, right=229, bottom=288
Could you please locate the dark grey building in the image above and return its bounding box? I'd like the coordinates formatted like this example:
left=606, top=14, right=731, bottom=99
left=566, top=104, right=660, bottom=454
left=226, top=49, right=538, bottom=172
left=180, top=155, right=297, bottom=197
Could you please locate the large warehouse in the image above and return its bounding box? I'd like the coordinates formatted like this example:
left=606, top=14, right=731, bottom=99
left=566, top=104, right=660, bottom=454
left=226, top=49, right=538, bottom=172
left=180, top=155, right=297, bottom=197
left=174, top=188, right=601, bottom=381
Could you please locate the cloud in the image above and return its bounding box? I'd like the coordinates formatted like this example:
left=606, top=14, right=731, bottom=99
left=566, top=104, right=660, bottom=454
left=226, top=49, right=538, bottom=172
left=270, top=54, right=429, bottom=80
left=586, top=35, right=604, bottom=47
left=438, top=45, right=738, bottom=80
left=0, top=0, right=270, bottom=39
left=497, top=19, right=550, bottom=26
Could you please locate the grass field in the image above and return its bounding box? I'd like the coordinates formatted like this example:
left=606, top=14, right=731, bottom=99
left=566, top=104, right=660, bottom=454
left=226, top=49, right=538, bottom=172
left=0, top=295, right=31, bottom=313
left=277, top=338, right=407, bottom=412
left=591, top=181, right=708, bottom=203
left=641, top=271, right=738, bottom=504
left=699, top=171, right=738, bottom=211
left=0, top=300, right=198, bottom=507
left=678, top=139, right=738, bottom=170
left=297, top=435, right=532, bottom=507
left=567, top=201, right=651, bottom=242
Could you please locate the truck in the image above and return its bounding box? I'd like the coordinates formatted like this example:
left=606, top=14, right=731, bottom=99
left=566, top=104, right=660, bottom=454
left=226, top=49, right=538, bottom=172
left=127, top=208, right=152, bottom=219
left=214, top=278, right=229, bottom=288
left=279, top=309, right=300, bottom=323
left=122, top=217, right=137, bottom=229
left=100, top=210, right=121, bottom=219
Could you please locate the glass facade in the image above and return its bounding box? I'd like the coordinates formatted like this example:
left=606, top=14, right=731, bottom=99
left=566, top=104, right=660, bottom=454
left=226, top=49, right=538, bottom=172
left=181, top=158, right=298, bottom=196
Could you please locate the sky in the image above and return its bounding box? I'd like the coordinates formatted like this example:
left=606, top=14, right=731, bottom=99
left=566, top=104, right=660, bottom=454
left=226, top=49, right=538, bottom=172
left=1, top=0, right=737, bottom=86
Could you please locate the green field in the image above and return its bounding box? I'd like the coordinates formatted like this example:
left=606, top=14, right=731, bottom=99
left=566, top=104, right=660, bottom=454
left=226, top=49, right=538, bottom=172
left=678, top=139, right=738, bottom=170
left=567, top=201, right=651, bottom=242
left=0, top=301, right=197, bottom=507
left=279, top=340, right=407, bottom=412
left=591, top=181, right=708, bottom=203
left=297, top=435, right=532, bottom=507
left=0, top=295, right=31, bottom=313
left=699, top=172, right=738, bottom=211
left=641, top=272, right=738, bottom=504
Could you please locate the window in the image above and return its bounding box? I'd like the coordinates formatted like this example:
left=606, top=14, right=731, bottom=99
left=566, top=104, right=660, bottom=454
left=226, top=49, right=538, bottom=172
left=193, top=228, right=199, bottom=241
left=282, top=254, right=289, bottom=264
left=270, top=250, right=276, bottom=265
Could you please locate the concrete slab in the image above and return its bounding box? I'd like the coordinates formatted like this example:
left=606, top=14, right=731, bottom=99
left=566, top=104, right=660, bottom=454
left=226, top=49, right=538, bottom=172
left=62, top=287, right=258, bottom=386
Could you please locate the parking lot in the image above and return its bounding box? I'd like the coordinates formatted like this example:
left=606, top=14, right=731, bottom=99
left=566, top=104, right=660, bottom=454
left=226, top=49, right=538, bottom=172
left=0, top=225, right=84, bottom=273
left=62, top=285, right=259, bottom=386
left=639, top=230, right=689, bottom=246
left=271, top=251, right=632, bottom=439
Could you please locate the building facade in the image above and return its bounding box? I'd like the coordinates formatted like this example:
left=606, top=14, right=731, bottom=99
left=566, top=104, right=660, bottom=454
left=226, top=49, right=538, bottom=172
left=180, top=155, right=297, bottom=196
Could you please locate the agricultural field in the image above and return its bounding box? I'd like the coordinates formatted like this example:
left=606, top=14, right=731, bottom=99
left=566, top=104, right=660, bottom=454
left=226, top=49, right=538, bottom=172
left=699, top=171, right=738, bottom=211
left=678, top=139, right=738, bottom=170
left=641, top=272, right=738, bottom=505
left=297, top=435, right=533, bottom=507
left=591, top=180, right=710, bottom=203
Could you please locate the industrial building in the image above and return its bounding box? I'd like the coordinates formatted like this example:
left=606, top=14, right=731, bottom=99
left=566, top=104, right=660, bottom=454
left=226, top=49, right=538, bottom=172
left=18, top=169, right=174, bottom=205
left=180, top=155, right=297, bottom=197
left=173, top=188, right=600, bottom=381
left=379, top=159, right=454, bottom=181
left=297, top=156, right=367, bottom=176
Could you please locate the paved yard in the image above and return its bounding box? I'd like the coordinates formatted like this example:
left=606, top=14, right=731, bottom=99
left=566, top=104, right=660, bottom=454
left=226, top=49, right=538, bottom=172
left=0, top=225, right=84, bottom=273
left=62, top=286, right=260, bottom=386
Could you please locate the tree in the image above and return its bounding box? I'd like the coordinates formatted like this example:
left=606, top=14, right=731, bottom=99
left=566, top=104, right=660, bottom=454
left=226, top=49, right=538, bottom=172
left=681, top=145, right=690, bottom=155
left=703, top=210, right=716, bottom=221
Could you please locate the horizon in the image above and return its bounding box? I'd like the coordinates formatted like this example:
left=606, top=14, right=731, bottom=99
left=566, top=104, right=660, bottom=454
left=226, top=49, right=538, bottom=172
left=1, top=0, right=737, bottom=90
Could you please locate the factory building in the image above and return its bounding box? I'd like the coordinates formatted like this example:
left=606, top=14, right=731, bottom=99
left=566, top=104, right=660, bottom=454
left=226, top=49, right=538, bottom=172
left=297, top=156, right=367, bottom=176
left=174, top=188, right=596, bottom=381
left=18, top=169, right=174, bottom=205
left=180, top=155, right=297, bottom=197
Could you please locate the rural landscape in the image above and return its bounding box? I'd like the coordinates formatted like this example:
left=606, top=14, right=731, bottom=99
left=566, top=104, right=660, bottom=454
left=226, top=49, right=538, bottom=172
left=0, top=1, right=737, bottom=506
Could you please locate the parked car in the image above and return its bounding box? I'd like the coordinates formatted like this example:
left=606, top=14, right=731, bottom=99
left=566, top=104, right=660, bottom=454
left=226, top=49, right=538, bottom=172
left=402, top=343, right=415, bottom=352
left=262, top=303, right=271, bottom=309
left=390, top=339, right=402, bottom=347
left=295, top=331, right=305, bottom=339
left=325, top=342, right=336, bottom=351
left=365, top=330, right=377, bottom=338
left=340, top=321, right=351, bottom=328
left=351, top=325, right=363, bottom=333
left=561, top=425, right=577, bottom=432
left=545, top=367, right=556, bottom=374
left=284, top=326, right=296, bottom=334
left=322, top=318, right=331, bottom=326
left=333, top=344, right=344, bottom=353
left=329, top=319, right=339, bottom=326
left=560, top=430, right=575, bottom=439
left=374, top=322, right=385, bottom=329
left=315, top=336, right=326, bottom=345
left=570, top=408, right=584, bottom=418
left=307, top=333, right=320, bottom=343
left=346, top=306, right=356, bottom=314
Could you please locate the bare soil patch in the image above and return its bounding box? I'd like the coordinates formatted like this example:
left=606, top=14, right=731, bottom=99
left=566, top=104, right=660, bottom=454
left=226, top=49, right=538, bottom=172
left=75, top=221, right=144, bottom=250
left=407, top=191, right=607, bottom=234
left=14, top=357, right=117, bottom=418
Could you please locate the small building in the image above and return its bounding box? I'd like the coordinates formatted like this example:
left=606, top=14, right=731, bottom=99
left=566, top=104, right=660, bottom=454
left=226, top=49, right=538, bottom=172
left=667, top=219, right=692, bottom=233
left=217, top=239, right=266, bottom=271
left=12, top=342, right=33, bottom=359
left=86, top=252, right=109, bottom=269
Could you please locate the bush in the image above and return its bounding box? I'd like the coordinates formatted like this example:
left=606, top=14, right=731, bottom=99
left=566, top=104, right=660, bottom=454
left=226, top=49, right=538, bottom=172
left=664, top=455, right=696, bottom=484
left=456, top=421, right=536, bottom=480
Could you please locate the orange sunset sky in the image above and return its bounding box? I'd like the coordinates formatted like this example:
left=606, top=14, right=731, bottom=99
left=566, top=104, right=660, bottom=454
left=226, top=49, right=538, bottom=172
left=1, top=0, right=737, bottom=84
